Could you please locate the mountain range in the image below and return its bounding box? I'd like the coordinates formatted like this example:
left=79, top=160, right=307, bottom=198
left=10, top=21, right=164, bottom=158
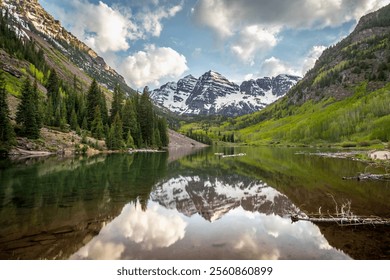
left=1, top=0, right=134, bottom=94
left=150, top=174, right=301, bottom=222
left=1, top=0, right=389, bottom=147
left=179, top=4, right=390, bottom=145
left=151, top=71, right=300, bottom=117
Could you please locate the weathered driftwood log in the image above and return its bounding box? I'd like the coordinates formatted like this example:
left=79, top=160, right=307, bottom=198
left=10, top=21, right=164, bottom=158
left=291, top=214, right=390, bottom=226
left=342, top=173, right=390, bottom=181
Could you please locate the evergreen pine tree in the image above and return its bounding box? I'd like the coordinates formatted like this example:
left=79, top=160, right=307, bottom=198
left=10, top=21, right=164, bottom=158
left=157, top=117, right=169, bottom=147
left=45, top=95, right=54, bottom=126
left=91, top=105, right=104, bottom=139
left=81, top=116, right=88, bottom=130
left=122, top=98, right=139, bottom=146
left=110, top=84, right=124, bottom=124
left=111, top=113, right=124, bottom=150
left=70, top=109, right=78, bottom=130
left=32, top=79, right=42, bottom=128
left=45, top=69, right=60, bottom=126
left=86, top=79, right=100, bottom=128
left=126, top=130, right=134, bottom=148
left=106, top=126, right=113, bottom=150
left=0, top=73, right=16, bottom=151
left=154, top=127, right=162, bottom=148
left=86, top=79, right=108, bottom=129
left=138, top=87, right=154, bottom=146
left=16, top=78, right=40, bottom=139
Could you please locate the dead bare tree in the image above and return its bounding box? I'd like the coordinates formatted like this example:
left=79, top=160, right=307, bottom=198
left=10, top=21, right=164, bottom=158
left=290, top=194, right=390, bottom=226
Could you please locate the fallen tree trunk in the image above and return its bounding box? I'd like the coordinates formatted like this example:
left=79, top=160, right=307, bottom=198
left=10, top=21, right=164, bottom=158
left=291, top=214, right=390, bottom=226
left=342, top=173, right=390, bottom=181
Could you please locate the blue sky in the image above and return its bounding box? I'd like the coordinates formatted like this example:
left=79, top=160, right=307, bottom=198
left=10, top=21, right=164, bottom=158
left=39, top=0, right=390, bottom=89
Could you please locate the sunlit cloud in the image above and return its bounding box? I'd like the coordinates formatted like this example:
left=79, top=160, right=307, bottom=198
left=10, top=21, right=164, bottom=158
left=192, top=0, right=388, bottom=64
left=71, top=202, right=188, bottom=259
left=302, top=45, right=327, bottom=74
left=119, top=44, right=188, bottom=88
left=261, top=57, right=301, bottom=77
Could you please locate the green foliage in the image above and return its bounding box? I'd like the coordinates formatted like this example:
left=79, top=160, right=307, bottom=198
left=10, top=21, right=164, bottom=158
left=108, top=88, right=169, bottom=149
left=0, top=11, right=167, bottom=151
left=122, top=97, right=140, bottom=146
left=341, top=142, right=357, bottom=148
left=86, top=79, right=108, bottom=129
left=355, top=4, right=390, bottom=31
left=69, top=109, right=78, bottom=131
left=0, top=10, right=47, bottom=73
left=181, top=82, right=390, bottom=146
left=110, top=84, right=124, bottom=124
left=1, top=70, right=23, bottom=97
left=138, top=87, right=154, bottom=146
left=235, top=83, right=390, bottom=144
left=15, top=78, right=41, bottom=139
left=91, top=105, right=104, bottom=140
left=0, top=73, right=15, bottom=152
left=185, top=128, right=212, bottom=145
left=106, top=113, right=124, bottom=150
left=312, top=60, right=349, bottom=87
left=126, top=130, right=135, bottom=149
left=28, top=64, right=45, bottom=84
left=157, top=117, right=169, bottom=148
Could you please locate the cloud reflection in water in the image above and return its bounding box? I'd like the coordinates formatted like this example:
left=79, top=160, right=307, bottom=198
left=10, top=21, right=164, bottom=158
left=71, top=175, right=351, bottom=260
left=71, top=202, right=187, bottom=259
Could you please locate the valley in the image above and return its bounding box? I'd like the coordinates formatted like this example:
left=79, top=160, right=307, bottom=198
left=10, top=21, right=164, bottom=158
left=0, top=0, right=389, bottom=263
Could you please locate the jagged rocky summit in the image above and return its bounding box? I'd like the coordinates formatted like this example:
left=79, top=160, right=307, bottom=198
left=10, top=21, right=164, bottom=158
left=1, top=0, right=134, bottom=94
left=151, top=70, right=300, bottom=117
left=150, top=175, right=301, bottom=222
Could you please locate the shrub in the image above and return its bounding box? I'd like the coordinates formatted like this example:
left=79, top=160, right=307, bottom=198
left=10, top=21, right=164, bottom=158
left=341, top=142, right=357, bottom=148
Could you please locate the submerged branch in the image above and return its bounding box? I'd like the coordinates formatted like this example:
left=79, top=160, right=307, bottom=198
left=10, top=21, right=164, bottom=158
left=290, top=214, right=390, bottom=226
left=342, top=173, right=390, bottom=181
left=291, top=197, right=390, bottom=226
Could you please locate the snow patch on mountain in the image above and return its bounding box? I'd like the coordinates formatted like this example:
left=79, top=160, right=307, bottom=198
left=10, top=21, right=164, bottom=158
left=150, top=175, right=301, bottom=222
left=151, top=71, right=300, bottom=117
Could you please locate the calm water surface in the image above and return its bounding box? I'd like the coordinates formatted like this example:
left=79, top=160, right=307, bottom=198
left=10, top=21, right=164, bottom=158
left=0, top=147, right=389, bottom=259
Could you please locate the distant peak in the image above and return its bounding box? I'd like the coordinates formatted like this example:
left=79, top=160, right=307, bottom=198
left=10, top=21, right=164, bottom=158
left=183, top=74, right=196, bottom=80
left=201, top=70, right=226, bottom=80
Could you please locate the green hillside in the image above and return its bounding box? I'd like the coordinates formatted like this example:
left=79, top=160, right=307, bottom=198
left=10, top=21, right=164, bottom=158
left=180, top=4, right=390, bottom=147
left=0, top=7, right=168, bottom=153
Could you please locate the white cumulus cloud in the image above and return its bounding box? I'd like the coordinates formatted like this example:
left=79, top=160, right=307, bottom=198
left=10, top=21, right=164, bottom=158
left=231, top=25, right=279, bottom=64
left=261, top=57, right=300, bottom=77
left=193, top=0, right=388, bottom=34
left=192, top=0, right=389, bottom=63
left=71, top=202, right=188, bottom=259
left=119, top=45, right=188, bottom=88
left=140, top=4, right=183, bottom=37
left=60, top=0, right=136, bottom=53
left=48, top=0, right=183, bottom=54
left=302, top=45, right=327, bottom=74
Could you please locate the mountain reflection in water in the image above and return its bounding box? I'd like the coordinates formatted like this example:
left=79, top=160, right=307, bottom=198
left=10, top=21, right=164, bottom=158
left=71, top=175, right=350, bottom=260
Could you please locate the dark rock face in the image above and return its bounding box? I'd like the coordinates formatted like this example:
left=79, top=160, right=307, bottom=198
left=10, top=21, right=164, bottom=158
left=151, top=71, right=300, bottom=117
left=2, top=0, right=134, bottom=94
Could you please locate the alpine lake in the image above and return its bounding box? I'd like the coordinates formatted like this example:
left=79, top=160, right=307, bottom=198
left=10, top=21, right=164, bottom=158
left=0, top=146, right=389, bottom=260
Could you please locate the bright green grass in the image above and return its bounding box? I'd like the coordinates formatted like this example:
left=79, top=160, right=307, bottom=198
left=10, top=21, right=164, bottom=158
left=180, top=82, right=390, bottom=146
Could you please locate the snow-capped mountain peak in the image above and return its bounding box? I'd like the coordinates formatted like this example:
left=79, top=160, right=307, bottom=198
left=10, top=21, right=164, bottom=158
left=151, top=71, right=300, bottom=117
left=150, top=175, right=301, bottom=222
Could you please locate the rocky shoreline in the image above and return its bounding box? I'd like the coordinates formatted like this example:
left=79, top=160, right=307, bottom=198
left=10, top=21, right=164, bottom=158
left=6, top=128, right=207, bottom=159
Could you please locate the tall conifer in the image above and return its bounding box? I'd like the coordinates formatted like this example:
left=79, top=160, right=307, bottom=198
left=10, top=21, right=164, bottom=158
left=16, top=78, right=40, bottom=139
left=110, top=84, right=124, bottom=124
left=0, top=73, right=16, bottom=151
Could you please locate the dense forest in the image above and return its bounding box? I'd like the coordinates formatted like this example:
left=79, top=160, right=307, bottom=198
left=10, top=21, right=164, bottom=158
left=0, top=10, right=168, bottom=153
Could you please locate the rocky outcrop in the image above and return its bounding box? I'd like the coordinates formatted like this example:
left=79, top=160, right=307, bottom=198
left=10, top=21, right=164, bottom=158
left=151, top=71, right=300, bottom=117
left=1, top=0, right=134, bottom=94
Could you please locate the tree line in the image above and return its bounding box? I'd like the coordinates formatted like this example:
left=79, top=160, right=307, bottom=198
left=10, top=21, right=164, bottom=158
left=0, top=70, right=169, bottom=153
left=0, top=10, right=168, bottom=153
